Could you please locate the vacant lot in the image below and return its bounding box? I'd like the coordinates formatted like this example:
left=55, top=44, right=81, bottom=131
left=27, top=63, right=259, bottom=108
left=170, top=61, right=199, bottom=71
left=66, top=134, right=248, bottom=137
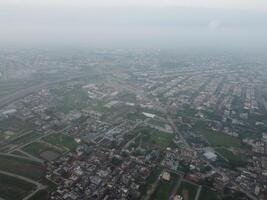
left=11, top=132, right=41, bottom=146
left=193, top=122, right=241, bottom=148
left=176, top=181, right=198, bottom=200
left=215, top=148, right=247, bottom=168
left=43, top=133, right=77, bottom=150
left=0, top=154, right=44, bottom=180
left=0, top=173, right=36, bottom=200
left=23, top=142, right=61, bottom=161
left=135, top=126, right=173, bottom=148
left=199, top=187, right=218, bottom=200
left=150, top=173, right=179, bottom=200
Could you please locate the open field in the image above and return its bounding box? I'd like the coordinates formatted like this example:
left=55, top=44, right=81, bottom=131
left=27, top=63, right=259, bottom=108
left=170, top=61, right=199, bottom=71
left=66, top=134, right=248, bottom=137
left=43, top=133, right=77, bottom=150
left=199, top=187, right=218, bottom=200
left=23, top=142, right=61, bottom=161
left=150, top=173, right=179, bottom=200
left=52, top=86, right=88, bottom=113
left=215, top=148, right=247, bottom=168
left=11, top=132, right=42, bottom=146
left=28, top=190, right=48, bottom=200
left=23, top=142, right=60, bottom=161
left=135, top=126, right=173, bottom=148
left=176, top=181, right=198, bottom=200
left=193, top=122, right=241, bottom=148
left=0, top=173, right=36, bottom=200
left=0, top=154, right=44, bottom=180
left=0, top=117, right=32, bottom=132
left=140, top=167, right=162, bottom=198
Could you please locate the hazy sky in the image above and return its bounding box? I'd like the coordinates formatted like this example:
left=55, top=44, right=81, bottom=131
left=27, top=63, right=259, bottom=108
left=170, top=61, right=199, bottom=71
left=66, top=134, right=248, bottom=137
left=0, top=0, right=266, bottom=49
left=2, top=0, right=267, bottom=10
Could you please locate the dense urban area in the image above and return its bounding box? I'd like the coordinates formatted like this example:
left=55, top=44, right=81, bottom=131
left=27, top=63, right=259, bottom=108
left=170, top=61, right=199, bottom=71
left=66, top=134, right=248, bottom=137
left=0, top=49, right=266, bottom=200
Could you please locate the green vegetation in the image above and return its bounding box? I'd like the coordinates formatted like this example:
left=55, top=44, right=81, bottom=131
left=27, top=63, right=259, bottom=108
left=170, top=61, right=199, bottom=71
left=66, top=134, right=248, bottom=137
left=43, top=133, right=77, bottom=150
left=194, top=122, right=241, bottom=148
left=199, top=187, right=218, bottom=200
left=215, top=148, right=247, bottom=168
left=23, top=142, right=59, bottom=159
left=0, top=155, right=44, bottom=180
left=148, top=119, right=168, bottom=128
left=140, top=167, right=162, bottom=198
left=0, top=173, right=36, bottom=200
left=0, top=117, right=32, bottom=132
left=150, top=173, right=179, bottom=200
left=147, top=168, right=162, bottom=185
left=135, top=126, right=173, bottom=148
left=11, top=132, right=41, bottom=146
left=118, top=91, right=137, bottom=103
left=53, top=86, right=88, bottom=113
left=11, top=150, right=29, bottom=157
left=28, top=190, right=48, bottom=200
left=176, top=181, right=198, bottom=200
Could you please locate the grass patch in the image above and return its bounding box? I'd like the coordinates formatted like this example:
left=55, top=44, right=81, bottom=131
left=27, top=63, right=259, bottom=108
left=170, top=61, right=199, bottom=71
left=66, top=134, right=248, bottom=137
left=199, top=187, right=218, bottom=200
left=27, top=190, right=48, bottom=200
left=23, top=142, right=60, bottom=160
left=43, top=133, right=77, bottom=150
left=215, top=148, right=247, bottom=168
left=194, top=122, right=241, bottom=147
left=0, top=117, right=32, bottom=131
left=11, top=132, right=41, bottom=146
left=54, top=87, right=88, bottom=113
left=135, top=126, right=173, bottom=148
left=0, top=173, right=36, bottom=200
left=150, top=173, right=179, bottom=200
left=0, top=155, right=44, bottom=181
left=176, top=181, right=198, bottom=200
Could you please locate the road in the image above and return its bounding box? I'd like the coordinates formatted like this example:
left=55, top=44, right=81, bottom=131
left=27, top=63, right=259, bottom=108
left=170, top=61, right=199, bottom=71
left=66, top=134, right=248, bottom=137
left=0, top=73, right=103, bottom=108
left=0, top=170, right=46, bottom=190
left=0, top=170, right=46, bottom=200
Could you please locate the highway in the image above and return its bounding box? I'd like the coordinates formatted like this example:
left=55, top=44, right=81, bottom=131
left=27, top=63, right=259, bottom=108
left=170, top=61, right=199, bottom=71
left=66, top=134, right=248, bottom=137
left=0, top=73, right=103, bottom=108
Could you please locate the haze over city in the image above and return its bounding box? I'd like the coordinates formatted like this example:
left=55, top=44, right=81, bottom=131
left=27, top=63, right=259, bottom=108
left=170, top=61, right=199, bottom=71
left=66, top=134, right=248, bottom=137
left=0, top=1, right=267, bottom=200
left=0, top=0, right=267, bottom=49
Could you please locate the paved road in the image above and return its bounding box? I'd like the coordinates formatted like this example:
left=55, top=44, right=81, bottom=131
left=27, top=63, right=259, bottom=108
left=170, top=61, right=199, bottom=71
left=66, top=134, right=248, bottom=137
left=194, top=185, right=202, bottom=200
left=0, top=73, right=102, bottom=108
left=0, top=170, right=46, bottom=200
left=0, top=152, right=44, bottom=164
left=0, top=170, right=46, bottom=189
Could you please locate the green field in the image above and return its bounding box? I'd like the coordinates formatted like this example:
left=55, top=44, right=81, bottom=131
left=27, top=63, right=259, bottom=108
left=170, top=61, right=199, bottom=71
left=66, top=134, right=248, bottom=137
left=194, top=122, right=241, bottom=147
left=43, top=133, right=77, bottom=150
left=176, top=181, right=198, bottom=200
left=0, top=155, right=44, bottom=181
left=0, top=173, right=36, bottom=200
left=28, top=190, right=48, bottom=200
left=150, top=173, right=179, bottom=200
left=215, top=148, right=247, bottom=168
left=136, top=126, right=173, bottom=148
left=53, top=87, right=88, bottom=113
left=199, top=187, right=218, bottom=200
left=0, top=117, right=32, bottom=132
left=11, top=150, right=29, bottom=157
left=140, top=168, right=162, bottom=198
left=148, top=119, right=168, bottom=128
left=11, top=132, right=41, bottom=146
left=23, top=142, right=60, bottom=159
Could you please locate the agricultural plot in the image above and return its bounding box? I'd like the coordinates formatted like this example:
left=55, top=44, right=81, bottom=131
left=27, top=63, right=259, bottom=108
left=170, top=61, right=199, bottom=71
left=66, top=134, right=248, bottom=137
left=0, top=155, right=44, bottom=180
left=42, top=133, right=77, bottom=151
left=11, top=131, right=42, bottom=146
left=0, top=173, right=36, bottom=200
left=193, top=123, right=241, bottom=148
left=134, top=126, right=173, bottom=148
left=23, top=142, right=61, bottom=161
left=150, top=173, right=180, bottom=200
left=176, top=181, right=199, bottom=200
